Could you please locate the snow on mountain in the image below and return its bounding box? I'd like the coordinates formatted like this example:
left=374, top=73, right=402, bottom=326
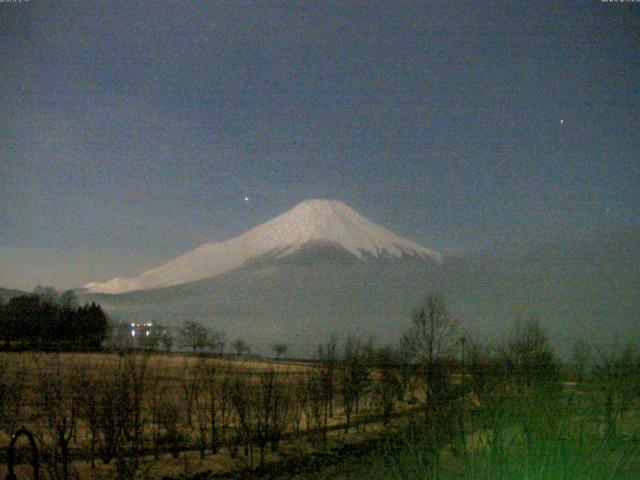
left=84, top=199, right=442, bottom=294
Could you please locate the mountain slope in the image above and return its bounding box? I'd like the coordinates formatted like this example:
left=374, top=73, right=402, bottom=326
left=84, top=200, right=442, bottom=294
left=80, top=231, right=640, bottom=358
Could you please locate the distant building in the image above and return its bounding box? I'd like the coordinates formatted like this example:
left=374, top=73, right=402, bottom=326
left=109, top=320, right=172, bottom=351
left=130, top=322, right=154, bottom=338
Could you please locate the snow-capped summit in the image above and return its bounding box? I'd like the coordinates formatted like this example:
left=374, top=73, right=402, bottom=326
left=84, top=199, right=442, bottom=294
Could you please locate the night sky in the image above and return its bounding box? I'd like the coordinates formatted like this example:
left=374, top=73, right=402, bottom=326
left=1, top=1, right=638, bottom=290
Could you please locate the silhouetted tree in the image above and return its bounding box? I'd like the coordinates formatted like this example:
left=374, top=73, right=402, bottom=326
left=504, top=317, right=560, bottom=395
left=232, top=338, right=250, bottom=356
left=499, top=317, right=561, bottom=452
left=592, top=342, right=640, bottom=438
left=372, top=346, right=403, bottom=425
left=339, top=336, right=370, bottom=432
left=317, top=335, right=338, bottom=419
left=0, top=291, right=107, bottom=350
left=210, top=330, right=227, bottom=355
left=572, top=339, right=593, bottom=385
left=34, top=354, right=81, bottom=479
left=160, top=328, right=174, bottom=352
left=272, top=343, right=288, bottom=360
left=402, top=293, right=461, bottom=474
left=403, top=294, right=460, bottom=409
left=179, top=320, right=211, bottom=353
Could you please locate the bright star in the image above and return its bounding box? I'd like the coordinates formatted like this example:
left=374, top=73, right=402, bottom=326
left=244, top=196, right=249, bottom=202
left=560, top=119, right=564, bottom=125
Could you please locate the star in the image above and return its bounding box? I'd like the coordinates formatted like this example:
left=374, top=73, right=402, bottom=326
left=560, top=119, right=564, bottom=125
left=244, top=196, right=249, bottom=202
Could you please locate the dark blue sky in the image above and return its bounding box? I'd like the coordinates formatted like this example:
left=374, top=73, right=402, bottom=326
left=1, top=1, right=638, bottom=289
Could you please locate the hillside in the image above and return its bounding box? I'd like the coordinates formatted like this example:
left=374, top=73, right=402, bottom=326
left=0, top=287, right=27, bottom=302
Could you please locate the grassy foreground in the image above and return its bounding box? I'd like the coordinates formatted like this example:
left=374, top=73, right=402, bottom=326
left=294, top=390, right=640, bottom=480
left=1, top=323, right=639, bottom=480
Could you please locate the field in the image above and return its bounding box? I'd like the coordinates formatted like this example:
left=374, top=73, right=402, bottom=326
left=0, top=350, right=417, bottom=479
left=0, top=345, right=639, bottom=480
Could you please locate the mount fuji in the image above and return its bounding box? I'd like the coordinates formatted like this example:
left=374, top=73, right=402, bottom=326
left=84, top=199, right=442, bottom=294
left=77, top=202, right=639, bottom=357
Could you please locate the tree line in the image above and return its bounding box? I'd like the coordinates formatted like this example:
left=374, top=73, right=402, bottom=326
left=109, top=318, right=255, bottom=356
left=0, top=286, right=108, bottom=351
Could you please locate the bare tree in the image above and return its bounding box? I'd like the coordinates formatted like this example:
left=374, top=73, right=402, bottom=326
left=371, top=347, right=403, bottom=425
left=160, top=328, right=174, bottom=352
left=211, top=330, right=227, bottom=356
left=179, top=320, right=211, bottom=353
left=190, top=358, right=223, bottom=458
left=34, top=354, right=80, bottom=480
left=288, top=375, right=309, bottom=436
left=255, top=369, right=288, bottom=465
left=403, top=293, right=460, bottom=409
left=75, top=360, right=106, bottom=469
left=404, top=293, right=459, bottom=366
left=506, top=317, right=560, bottom=393
left=404, top=294, right=461, bottom=394
left=232, top=338, right=250, bottom=356
left=230, top=374, right=258, bottom=468
left=143, top=356, right=177, bottom=459
left=149, top=383, right=171, bottom=459
left=317, top=335, right=338, bottom=419
left=457, top=339, right=511, bottom=464
left=96, top=351, right=151, bottom=479
left=339, top=336, right=370, bottom=432
left=191, top=363, right=209, bottom=459
left=500, top=317, right=561, bottom=452
left=179, top=359, right=199, bottom=430
left=402, top=293, right=461, bottom=474
left=0, top=354, right=27, bottom=438
left=592, top=342, right=639, bottom=438
left=395, top=338, right=416, bottom=401
left=157, top=394, right=183, bottom=459
left=219, top=365, right=235, bottom=452
left=199, top=361, right=220, bottom=454
left=272, top=343, right=289, bottom=360
left=572, top=339, right=593, bottom=385
left=121, top=352, right=151, bottom=478
left=305, top=370, right=326, bottom=443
